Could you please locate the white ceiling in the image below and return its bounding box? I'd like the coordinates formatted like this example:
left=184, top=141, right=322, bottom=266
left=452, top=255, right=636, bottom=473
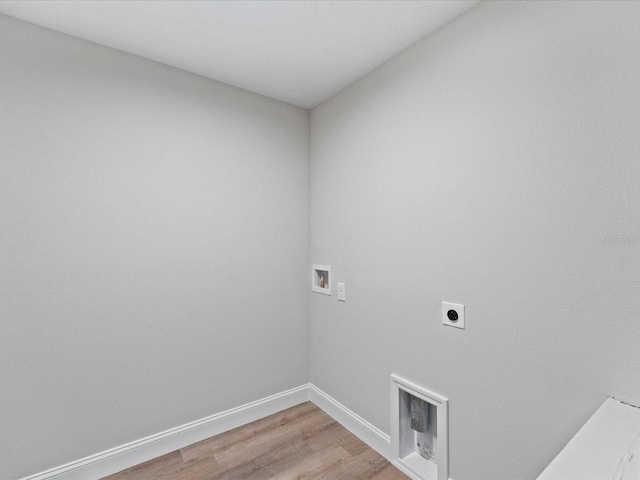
left=0, top=0, right=479, bottom=108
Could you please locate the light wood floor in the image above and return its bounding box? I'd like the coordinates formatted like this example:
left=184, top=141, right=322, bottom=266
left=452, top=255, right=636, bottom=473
left=102, top=402, right=408, bottom=480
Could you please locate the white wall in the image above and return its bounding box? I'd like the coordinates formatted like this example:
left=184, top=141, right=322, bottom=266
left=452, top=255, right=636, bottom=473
left=310, top=1, right=640, bottom=479
left=0, top=15, right=309, bottom=480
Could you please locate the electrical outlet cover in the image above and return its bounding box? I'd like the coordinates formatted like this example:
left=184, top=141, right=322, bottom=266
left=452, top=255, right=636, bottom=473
left=442, top=302, right=465, bottom=329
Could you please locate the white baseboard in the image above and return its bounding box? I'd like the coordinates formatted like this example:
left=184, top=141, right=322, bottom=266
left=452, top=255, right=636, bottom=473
left=308, top=384, right=392, bottom=461
left=20, top=384, right=394, bottom=480
left=20, top=385, right=310, bottom=480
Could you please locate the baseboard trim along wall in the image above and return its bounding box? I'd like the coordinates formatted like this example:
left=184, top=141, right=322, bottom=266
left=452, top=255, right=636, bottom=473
left=19, top=384, right=392, bottom=480
left=19, top=385, right=310, bottom=480
left=307, top=384, right=392, bottom=461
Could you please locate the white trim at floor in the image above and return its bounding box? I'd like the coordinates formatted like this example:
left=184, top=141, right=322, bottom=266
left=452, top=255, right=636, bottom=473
left=19, top=384, right=392, bottom=480
left=20, top=385, right=310, bottom=480
left=307, top=384, right=391, bottom=461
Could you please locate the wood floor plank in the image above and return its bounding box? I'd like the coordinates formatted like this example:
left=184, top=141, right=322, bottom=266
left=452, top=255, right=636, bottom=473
left=103, top=451, right=185, bottom=480
left=213, top=410, right=329, bottom=470
left=102, top=402, right=409, bottom=480
left=180, top=402, right=318, bottom=465
left=214, top=440, right=314, bottom=480
left=304, top=421, right=354, bottom=453
left=337, top=428, right=373, bottom=457
left=272, top=445, right=352, bottom=480
left=369, top=464, right=413, bottom=480
left=180, top=402, right=319, bottom=466
left=173, top=454, right=221, bottom=480
left=304, top=446, right=389, bottom=480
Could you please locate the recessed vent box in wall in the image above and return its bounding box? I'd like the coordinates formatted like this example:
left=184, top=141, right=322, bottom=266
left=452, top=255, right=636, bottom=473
left=312, top=264, right=331, bottom=295
left=391, top=374, right=449, bottom=480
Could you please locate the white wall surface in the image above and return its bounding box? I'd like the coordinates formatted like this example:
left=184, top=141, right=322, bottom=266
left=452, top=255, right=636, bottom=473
left=310, top=1, right=640, bottom=479
left=0, top=14, right=309, bottom=480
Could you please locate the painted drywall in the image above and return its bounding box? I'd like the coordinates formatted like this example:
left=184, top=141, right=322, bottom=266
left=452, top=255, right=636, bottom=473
left=309, top=1, right=640, bottom=479
left=0, top=14, right=309, bottom=479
